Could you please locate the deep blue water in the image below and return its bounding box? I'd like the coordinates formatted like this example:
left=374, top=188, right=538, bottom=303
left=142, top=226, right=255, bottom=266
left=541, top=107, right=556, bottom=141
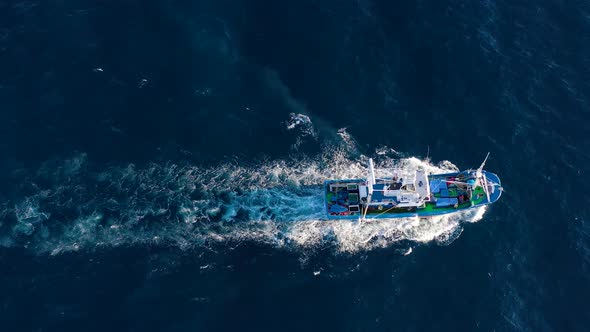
left=1, top=0, right=590, bottom=331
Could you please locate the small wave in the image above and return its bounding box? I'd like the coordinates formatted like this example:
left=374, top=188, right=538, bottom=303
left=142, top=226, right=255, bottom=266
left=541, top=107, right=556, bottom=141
left=286, top=113, right=314, bottom=134
left=286, top=113, right=317, bottom=150
left=337, top=128, right=357, bottom=152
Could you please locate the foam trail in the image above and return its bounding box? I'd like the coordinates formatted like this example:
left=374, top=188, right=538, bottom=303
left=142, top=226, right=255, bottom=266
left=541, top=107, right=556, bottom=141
left=282, top=206, right=486, bottom=252
left=1, top=143, right=489, bottom=254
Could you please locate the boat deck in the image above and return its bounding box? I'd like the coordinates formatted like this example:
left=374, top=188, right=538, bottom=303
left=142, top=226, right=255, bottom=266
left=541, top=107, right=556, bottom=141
left=325, top=171, right=501, bottom=220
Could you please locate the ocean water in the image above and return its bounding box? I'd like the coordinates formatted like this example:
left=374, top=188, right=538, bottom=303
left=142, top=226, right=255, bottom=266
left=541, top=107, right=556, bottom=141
left=1, top=0, right=589, bottom=331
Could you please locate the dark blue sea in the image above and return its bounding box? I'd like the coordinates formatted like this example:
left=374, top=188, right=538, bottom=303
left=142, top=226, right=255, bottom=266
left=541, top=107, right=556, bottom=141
left=1, top=1, right=589, bottom=331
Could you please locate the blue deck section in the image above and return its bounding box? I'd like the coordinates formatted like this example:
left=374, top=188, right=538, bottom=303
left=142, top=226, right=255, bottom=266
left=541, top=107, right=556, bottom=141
left=368, top=184, right=398, bottom=204
left=329, top=204, right=348, bottom=213
left=435, top=197, right=459, bottom=207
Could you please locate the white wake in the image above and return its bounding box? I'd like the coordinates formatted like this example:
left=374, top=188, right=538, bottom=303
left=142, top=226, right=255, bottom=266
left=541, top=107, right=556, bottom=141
left=3, top=133, right=489, bottom=255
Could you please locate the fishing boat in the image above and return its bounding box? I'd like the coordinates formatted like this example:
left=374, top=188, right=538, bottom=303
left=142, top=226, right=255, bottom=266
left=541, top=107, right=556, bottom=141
left=324, top=154, right=502, bottom=220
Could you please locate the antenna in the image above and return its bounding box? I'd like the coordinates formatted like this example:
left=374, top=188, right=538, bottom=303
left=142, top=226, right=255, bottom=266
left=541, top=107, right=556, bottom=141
left=477, top=152, right=490, bottom=175
left=362, top=158, right=376, bottom=222
left=368, top=158, right=376, bottom=186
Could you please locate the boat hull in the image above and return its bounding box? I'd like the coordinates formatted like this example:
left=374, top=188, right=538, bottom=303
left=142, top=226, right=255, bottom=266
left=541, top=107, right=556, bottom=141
left=324, top=171, right=502, bottom=220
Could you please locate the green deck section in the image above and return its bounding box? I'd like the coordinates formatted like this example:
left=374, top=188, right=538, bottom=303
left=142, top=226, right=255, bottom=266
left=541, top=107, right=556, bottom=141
left=327, top=192, right=334, bottom=202
left=470, top=186, right=486, bottom=205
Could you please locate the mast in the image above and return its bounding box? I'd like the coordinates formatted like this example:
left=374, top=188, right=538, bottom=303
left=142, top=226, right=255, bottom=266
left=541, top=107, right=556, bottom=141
left=362, top=158, right=376, bottom=221
left=477, top=152, right=491, bottom=202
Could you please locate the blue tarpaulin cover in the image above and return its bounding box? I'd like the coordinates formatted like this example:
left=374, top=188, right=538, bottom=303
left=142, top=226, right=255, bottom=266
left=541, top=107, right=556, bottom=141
left=330, top=204, right=348, bottom=213
left=430, top=179, right=448, bottom=193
